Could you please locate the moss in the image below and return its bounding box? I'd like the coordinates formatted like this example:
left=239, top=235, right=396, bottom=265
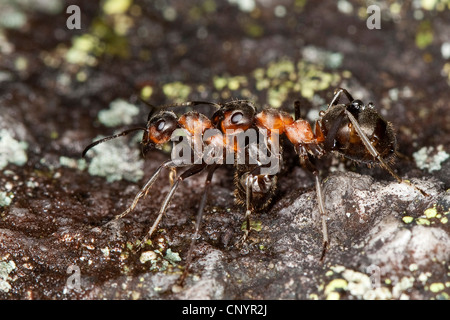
left=402, top=216, right=414, bottom=224
left=0, top=260, right=16, bottom=293
left=324, top=278, right=348, bottom=299
left=103, top=0, right=133, bottom=15
left=416, top=218, right=431, bottom=226
left=429, top=282, right=445, bottom=293
left=424, top=206, right=437, bottom=219
left=413, top=145, right=450, bottom=173
left=164, top=249, right=181, bottom=265
left=0, top=192, right=13, bottom=207
left=85, top=134, right=144, bottom=183
left=140, top=85, right=153, bottom=100
left=163, top=82, right=192, bottom=103
left=140, top=251, right=158, bottom=264
left=415, top=20, right=434, bottom=49
left=241, top=220, right=262, bottom=232
left=59, top=156, right=87, bottom=171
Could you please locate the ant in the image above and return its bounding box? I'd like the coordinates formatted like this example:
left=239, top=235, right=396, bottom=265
left=82, top=88, right=428, bottom=286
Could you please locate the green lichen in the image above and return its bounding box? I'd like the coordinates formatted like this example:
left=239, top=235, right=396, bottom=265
left=102, top=0, right=132, bottom=15
left=241, top=219, right=262, bottom=232
left=254, top=59, right=342, bottom=107
left=420, top=0, right=450, bottom=11
left=140, top=85, right=153, bottom=100
left=324, top=278, right=347, bottom=299
left=0, top=0, right=63, bottom=29
left=402, top=216, right=414, bottom=224
left=416, top=20, right=434, bottom=49
left=85, top=134, right=144, bottom=183
left=213, top=75, right=248, bottom=92
left=66, top=34, right=99, bottom=66
left=0, top=260, right=16, bottom=293
left=413, top=145, right=450, bottom=173
left=164, top=249, right=181, bottom=265
left=424, top=206, right=438, bottom=219
left=65, top=2, right=133, bottom=67
left=140, top=251, right=158, bottom=264
left=416, top=217, right=431, bottom=226
left=163, top=82, right=192, bottom=103
left=429, top=282, right=445, bottom=293
left=59, top=156, right=87, bottom=171
left=0, top=192, right=13, bottom=207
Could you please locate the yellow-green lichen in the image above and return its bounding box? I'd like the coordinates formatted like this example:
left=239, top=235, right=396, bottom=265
left=424, top=206, right=438, bottom=219
left=98, top=99, right=139, bottom=127
left=0, top=129, right=28, bottom=170
left=140, top=85, right=153, bottom=100
left=213, top=75, right=248, bottom=92
left=416, top=21, right=434, bottom=49
left=66, top=34, right=99, bottom=66
left=0, top=260, right=16, bottom=293
left=0, top=192, right=13, bottom=207
left=429, top=282, right=445, bottom=293
left=59, top=156, right=87, bottom=171
left=102, top=0, right=133, bottom=15
left=254, top=58, right=342, bottom=107
left=420, top=0, right=450, bottom=11
left=241, top=220, right=262, bottom=232
left=416, top=217, right=431, bottom=226
left=324, top=278, right=348, bottom=299
left=402, top=216, right=414, bottom=224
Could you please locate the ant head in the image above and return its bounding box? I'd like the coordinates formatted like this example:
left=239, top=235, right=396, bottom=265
left=212, top=100, right=256, bottom=133
left=142, top=110, right=179, bottom=152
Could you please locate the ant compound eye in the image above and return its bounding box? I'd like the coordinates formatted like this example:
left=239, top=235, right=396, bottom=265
left=231, top=112, right=243, bottom=124
left=156, top=120, right=166, bottom=132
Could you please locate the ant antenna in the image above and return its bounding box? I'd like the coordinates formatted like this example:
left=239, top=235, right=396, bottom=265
left=82, top=127, right=148, bottom=157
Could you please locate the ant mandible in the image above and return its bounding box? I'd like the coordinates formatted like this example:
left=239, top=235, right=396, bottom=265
left=82, top=88, right=428, bottom=286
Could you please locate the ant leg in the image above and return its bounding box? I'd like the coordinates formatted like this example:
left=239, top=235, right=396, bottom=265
left=110, top=159, right=176, bottom=222
left=344, top=109, right=428, bottom=196
left=315, top=174, right=328, bottom=261
left=322, top=109, right=346, bottom=151
left=138, top=163, right=207, bottom=249
left=178, top=164, right=218, bottom=286
left=298, top=147, right=329, bottom=260
left=294, top=100, right=301, bottom=121
left=294, top=98, right=314, bottom=120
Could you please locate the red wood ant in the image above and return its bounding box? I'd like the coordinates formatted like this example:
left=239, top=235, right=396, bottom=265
left=82, top=88, right=428, bottom=286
